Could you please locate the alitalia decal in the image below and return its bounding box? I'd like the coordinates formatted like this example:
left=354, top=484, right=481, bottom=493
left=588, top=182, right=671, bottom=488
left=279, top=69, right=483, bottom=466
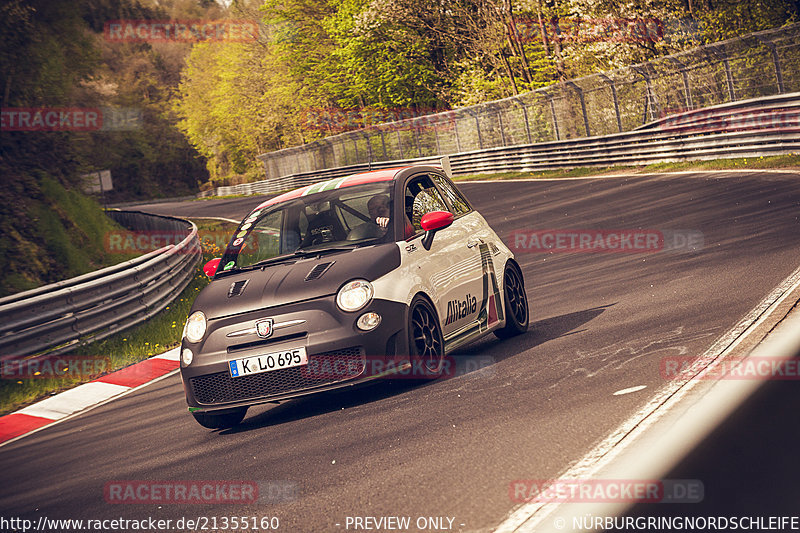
left=444, top=243, right=504, bottom=350
left=444, top=294, right=477, bottom=326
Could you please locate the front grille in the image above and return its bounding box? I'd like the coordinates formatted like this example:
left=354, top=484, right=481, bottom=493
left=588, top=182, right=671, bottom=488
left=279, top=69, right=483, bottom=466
left=190, top=347, right=365, bottom=405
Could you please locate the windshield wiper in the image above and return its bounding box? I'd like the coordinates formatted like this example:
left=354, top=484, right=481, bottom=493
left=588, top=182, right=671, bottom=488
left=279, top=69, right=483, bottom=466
left=292, top=246, right=357, bottom=258
left=236, top=255, right=301, bottom=271
left=226, top=245, right=361, bottom=274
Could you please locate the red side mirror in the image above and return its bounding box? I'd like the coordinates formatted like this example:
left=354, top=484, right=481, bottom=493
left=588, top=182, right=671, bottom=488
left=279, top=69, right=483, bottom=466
left=203, top=258, right=221, bottom=278
left=420, top=211, right=454, bottom=232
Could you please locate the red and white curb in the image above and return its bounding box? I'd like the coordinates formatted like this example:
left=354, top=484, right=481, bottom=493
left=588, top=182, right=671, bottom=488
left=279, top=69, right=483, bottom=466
left=0, top=348, right=179, bottom=447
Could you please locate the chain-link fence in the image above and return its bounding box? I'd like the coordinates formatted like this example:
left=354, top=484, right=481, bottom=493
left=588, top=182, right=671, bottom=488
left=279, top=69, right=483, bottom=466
left=257, top=23, right=800, bottom=181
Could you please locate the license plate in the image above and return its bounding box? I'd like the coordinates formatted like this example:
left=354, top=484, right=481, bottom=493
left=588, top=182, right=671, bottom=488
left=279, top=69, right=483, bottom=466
left=229, top=347, right=307, bottom=378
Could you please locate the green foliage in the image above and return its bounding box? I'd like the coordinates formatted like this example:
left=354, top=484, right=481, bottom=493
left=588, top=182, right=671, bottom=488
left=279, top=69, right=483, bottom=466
left=178, top=0, right=796, bottom=184
left=0, top=173, right=134, bottom=297
left=1, top=0, right=215, bottom=294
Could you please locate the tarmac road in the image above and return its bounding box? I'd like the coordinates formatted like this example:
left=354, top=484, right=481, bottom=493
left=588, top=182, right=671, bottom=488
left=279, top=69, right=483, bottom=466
left=3, top=171, right=800, bottom=532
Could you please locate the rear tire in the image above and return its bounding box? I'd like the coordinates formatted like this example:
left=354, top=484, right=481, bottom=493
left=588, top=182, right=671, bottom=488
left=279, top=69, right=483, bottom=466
left=408, top=296, right=445, bottom=378
left=191, top=408, right=247, bottom=429
left=495, top=262, right=529, bottom=339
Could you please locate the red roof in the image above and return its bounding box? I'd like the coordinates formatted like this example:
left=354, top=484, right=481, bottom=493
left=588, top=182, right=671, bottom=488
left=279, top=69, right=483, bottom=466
left=254, top=167, right=408, bottom=210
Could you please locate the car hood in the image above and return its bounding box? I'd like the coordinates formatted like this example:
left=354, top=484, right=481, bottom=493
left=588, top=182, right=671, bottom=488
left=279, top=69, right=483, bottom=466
left=194, top=243, right=401, bottom=320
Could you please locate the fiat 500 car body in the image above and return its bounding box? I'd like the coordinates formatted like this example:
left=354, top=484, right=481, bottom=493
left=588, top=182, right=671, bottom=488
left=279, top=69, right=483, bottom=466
left=180, top=165, right=529, bottom=428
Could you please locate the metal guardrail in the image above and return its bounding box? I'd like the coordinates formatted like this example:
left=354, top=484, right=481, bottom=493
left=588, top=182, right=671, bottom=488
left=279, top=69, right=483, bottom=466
left=444, top=94, right=800, bottom=174
left=198, top=91, right=800, bottom=197
left=0, top=211, right=201, bottom=359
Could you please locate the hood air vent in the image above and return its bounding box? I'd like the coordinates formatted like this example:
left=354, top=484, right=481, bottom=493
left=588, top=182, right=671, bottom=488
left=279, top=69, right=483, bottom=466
left=228, top=279, right=249, bottom=297
left=305, top=261, right=335, bottom=281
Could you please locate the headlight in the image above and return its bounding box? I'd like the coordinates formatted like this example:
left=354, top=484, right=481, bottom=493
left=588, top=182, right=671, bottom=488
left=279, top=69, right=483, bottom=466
left=357, top=312, right=381, bottom=331
left=336, top=280, right=373, bottom=312
left=184, top=311, right=207, bottom=343
left=181, top=348, right=194, bottom=366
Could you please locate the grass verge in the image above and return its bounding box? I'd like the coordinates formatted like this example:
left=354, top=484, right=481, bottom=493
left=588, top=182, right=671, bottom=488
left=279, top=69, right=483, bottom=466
left=0, top=219, right=237, bottom=416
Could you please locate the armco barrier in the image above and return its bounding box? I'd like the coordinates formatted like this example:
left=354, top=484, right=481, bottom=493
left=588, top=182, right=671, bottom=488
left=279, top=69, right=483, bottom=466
left=198, top=92, right=800, bottom=197
left=0, top=211, right=201, bottom=360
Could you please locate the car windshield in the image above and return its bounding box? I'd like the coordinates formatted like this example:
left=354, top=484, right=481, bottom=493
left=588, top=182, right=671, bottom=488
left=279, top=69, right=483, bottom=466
left=217, top=182, right=394, bottom=273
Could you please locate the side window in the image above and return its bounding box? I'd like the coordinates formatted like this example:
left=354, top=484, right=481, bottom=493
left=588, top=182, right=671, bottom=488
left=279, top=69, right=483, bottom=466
left=405, top=175, right=448, bottom=233
left=432, top=174, right=471, bottom=216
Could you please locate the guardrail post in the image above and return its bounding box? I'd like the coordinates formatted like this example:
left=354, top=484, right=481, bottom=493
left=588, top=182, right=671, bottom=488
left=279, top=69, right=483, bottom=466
left=755, top=36, right=785, bottom=94
left=544, top=94, right=560, bottom=141
left=633, top=66, right=660, bottom=124
left=379, top=130, right=387, bottom=160
left=511, top=97, right=532, bottom=144
left=565, top=81, right=590, bottom=137
left=467, top=110, right=483, bottom=150
left=497, top=108, right=507, bottom=146
left=352, top=136, right=359, bottom=164
left=360, top=131, right=374, bottom=165
left=707, top=45, right=737, bottom=102
left=598, top=74, right=623, bottom=132
left=667, top=57, right=694, bottom=111
left=723, top=58, right=736, bottom=101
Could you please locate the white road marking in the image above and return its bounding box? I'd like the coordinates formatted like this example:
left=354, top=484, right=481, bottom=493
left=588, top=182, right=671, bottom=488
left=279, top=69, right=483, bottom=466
left=495, top=260, right=800, bottom=532
left=612, top=385, right=647, bottom=396
left=153, top=347, right=180, bottom=361
left=17, top=382, right=129, bottom=420
left=0, top=348, right=181, bottom=449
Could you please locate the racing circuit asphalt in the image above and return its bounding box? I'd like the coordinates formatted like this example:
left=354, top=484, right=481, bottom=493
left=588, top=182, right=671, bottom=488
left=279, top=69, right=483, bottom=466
left=2, top=171, right=800, bottom=532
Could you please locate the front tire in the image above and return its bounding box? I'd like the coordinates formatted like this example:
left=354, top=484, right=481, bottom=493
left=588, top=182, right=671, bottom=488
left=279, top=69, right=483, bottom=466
left=495, top=262, right=529, bottom=339
left=408, top=296, right=445, bottom=377
left=191, top=408, right=247, bottom=429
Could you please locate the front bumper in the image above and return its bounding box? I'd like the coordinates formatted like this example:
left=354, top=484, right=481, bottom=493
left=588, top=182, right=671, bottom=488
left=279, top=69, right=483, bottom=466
left=180, top=296, right=409, bottom=413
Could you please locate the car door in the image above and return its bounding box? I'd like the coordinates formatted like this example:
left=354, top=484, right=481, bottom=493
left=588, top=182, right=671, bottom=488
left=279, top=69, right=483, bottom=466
left=430, top=173, right=505, bottom=348
left=403, top=174, right=483, bottom=340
